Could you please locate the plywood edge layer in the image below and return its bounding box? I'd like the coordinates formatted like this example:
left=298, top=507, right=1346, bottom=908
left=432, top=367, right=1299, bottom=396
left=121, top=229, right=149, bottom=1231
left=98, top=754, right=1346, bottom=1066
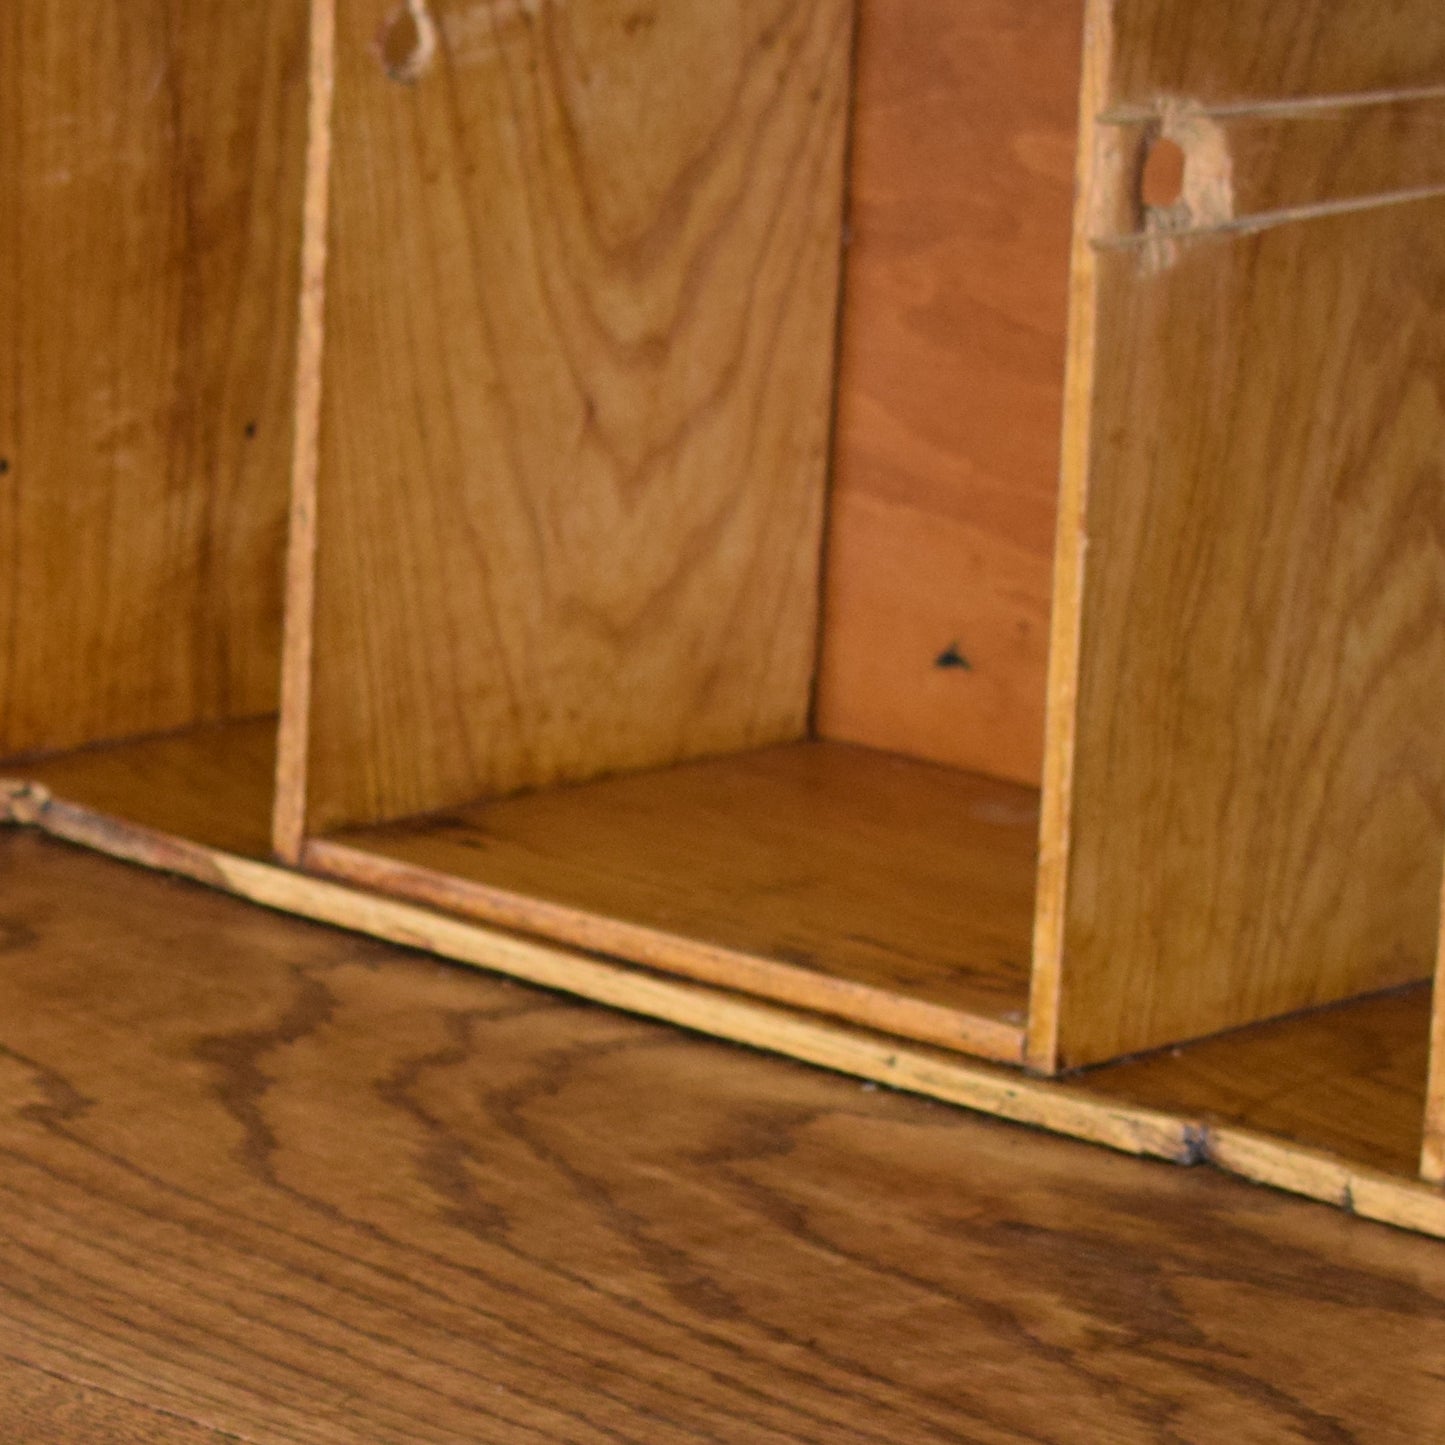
left=1028, top=0, right=1117, bottom=1071
left=304, top=837, right=1027, bottom=1064
left=6, top=782, right=1443, bottom=1240
left=272, top=0, right=338, bottom=865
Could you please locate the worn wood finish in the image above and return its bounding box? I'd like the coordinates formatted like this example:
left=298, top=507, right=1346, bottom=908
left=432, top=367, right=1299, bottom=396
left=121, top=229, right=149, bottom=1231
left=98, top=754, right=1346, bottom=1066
left=304, top=0, right=851, bottom=835
left=1038, top=0, right=1445, bottom=1068
left=814, top=0, right=1079, bottom=785
left=1086, top=986, right=1431, bottom=1177
left=1099, top=94, right=1445, bottom=244
left=2, top=830, right=1445, bottom=1443
left=0, top=1, right=306, bottom=758
left=0, top=1363, right=236, bottom=1445
left=19, top=719, right=277, bottom=860
left=312, top=742, right=1035, bottom=1058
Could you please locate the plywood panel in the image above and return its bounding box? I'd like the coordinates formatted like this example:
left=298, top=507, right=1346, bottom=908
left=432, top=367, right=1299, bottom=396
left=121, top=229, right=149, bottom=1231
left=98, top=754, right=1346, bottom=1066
left=1086, top=986, right=1431, bottom=1177
left=814, top=0, right=1080, bottom=785
left=311, top=741, right=1035, bottom=1059
left=21, top=718, right=277, bottom=859
left=1034, top=0, right=1445, bottom=1068
left=0, top=2, right=306, bottom=758
left=304, top=0, right=851, bottom=834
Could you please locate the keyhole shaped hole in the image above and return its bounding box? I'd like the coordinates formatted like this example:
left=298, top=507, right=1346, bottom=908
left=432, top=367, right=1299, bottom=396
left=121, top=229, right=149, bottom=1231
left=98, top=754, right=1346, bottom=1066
left=1140, top=133, right=1187, bottom=210
left=378, top=2, right=434, bottom=83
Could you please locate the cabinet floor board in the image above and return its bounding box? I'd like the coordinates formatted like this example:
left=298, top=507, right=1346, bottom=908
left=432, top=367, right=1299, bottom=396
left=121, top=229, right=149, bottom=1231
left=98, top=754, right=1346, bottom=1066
left=15, top=717, right=277, bottom=861
left=316, top=742, right=1037, bottom=1060
left=1084, top=985, right=1431, bottom=1177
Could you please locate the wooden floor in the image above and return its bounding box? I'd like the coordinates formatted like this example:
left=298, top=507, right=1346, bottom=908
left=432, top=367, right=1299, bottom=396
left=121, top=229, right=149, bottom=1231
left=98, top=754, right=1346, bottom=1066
left=1, top=831, right=1444, bottom=1442
left=318, top=741, right=1038, bottom=1059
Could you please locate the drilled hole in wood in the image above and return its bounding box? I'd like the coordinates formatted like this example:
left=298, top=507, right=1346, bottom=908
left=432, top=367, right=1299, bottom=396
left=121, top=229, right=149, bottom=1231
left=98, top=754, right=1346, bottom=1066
left=378, top=2, right=435, bottom=83
left=1140, top=133, right=1187, bottom=210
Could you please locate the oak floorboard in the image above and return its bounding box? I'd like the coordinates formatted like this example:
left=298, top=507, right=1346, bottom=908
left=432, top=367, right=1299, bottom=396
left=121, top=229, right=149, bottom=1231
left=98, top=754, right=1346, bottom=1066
left=1, top=830, right=1444, bottom=1442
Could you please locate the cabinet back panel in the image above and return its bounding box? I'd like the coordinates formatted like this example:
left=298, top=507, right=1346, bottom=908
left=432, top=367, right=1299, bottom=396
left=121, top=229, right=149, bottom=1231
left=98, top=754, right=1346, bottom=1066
left=814, top=0, right=1080, bottom=786
left=0, top=3, right=306, bottom=758
left=1040, top=0, right=1445, bottom=1067
left=304, top=0, right=851, bottom=833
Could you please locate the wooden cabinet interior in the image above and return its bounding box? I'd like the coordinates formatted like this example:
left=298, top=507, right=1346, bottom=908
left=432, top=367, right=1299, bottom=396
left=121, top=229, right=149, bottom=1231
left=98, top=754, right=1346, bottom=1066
left=3, top=0, right=1445, bottom=1230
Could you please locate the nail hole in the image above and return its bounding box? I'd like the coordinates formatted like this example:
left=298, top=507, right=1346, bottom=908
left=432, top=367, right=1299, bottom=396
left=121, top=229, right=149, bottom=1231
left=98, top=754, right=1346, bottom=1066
left=1141, top=133, right=1186, bottom=210
left=0, top=458, right=9, bottom=476
left=378, top=2, right=436, bottom=84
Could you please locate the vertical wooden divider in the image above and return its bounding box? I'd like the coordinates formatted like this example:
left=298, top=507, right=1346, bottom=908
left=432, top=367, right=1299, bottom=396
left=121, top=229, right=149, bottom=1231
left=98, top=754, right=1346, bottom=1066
left=1424, top=896, right=1445, bottom=1183
left=1026, top=0, right=1113, bottom=1073
left=273, top=0, right=337, bottom=864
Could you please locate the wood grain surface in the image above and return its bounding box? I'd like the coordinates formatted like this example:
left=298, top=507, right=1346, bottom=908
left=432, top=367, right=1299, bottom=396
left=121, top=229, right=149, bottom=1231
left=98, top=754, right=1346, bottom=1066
left=814, top=0, right=1080, bottom=785
left=0, top=1, right=306, bottom=759
left=304, top=0, right=851, bottom=834
left=0, top=1361, right=235, bottom=1445
left=3, top=830, right=1445, bottom=1443
left=20, top=718, right=277, bottom=860
left=1086, top=985, right=1431, bottom=1177
left=313, top=741, right=1036, bottom=1058
left=1038, top=0, right=1445, bottom=1066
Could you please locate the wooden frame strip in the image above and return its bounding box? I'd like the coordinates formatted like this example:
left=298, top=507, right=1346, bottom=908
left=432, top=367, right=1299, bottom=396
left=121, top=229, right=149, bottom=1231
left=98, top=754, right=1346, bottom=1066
left=273, top=0, right=337, bottom=864
left=1027, top=0, right=1116, bottom=1071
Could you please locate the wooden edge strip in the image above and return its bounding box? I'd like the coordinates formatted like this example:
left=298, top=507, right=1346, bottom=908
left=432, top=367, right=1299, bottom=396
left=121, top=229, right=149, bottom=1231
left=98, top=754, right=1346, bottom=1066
left=25, top=792, right=1188, bottom=1164
left=1027, top=0, right=1116, bottom=1070
left=273, top=0, right=338, bottom=865
left=1208, top=1128, right=1445, bottom=1241
left=1422, top=869, right=1445, bottom=1184
left=305, top=837, right=1028, bottom=1065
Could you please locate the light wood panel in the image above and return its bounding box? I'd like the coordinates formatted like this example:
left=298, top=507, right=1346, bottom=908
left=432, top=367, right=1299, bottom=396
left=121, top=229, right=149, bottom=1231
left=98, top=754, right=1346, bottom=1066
left=312, top=742, right=1035, bottom=1060
left=1087, top=986, right=1431, bottom=1177
left=3, top=830, right=1445, bottom=1445
left=1034, top=0, right=1445, bottom=1068
left=302, top=0, right=851, bottom=835
left=814, top=0, right=1080, bottom=785
left=0, top=1, right=306, bottom=758
left=20, top=719, right=277, bottom=860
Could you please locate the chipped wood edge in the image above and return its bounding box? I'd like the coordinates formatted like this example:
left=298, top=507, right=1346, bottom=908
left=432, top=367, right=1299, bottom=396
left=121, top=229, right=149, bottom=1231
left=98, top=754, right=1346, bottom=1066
left=1028, top=0, right=1117, bottom=1072
left=1421, top=867, right=1445, bottom=1184
left=305, top=837, right=1028, bottom=1066
left=1209, top=1129, right=1445, bottom=1241
left=272, top=0, right=337, bottom=865
left=7, top=787, right=1443, bottom=1238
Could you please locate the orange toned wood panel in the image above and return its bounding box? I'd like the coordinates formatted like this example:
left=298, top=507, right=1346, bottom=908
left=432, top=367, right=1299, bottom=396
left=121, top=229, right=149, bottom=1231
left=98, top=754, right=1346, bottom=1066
left=304, top=0, right=852, bottom=834
left=814, top=0, right=1082, bottom=785
left=1037, top=0, right=1445, bottom=1068
left=311, top=741, right=1036, bottom=1059
left=0, top=2, right=306, bottom=759
left=1087, top=986, right=1431, bottom=1178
